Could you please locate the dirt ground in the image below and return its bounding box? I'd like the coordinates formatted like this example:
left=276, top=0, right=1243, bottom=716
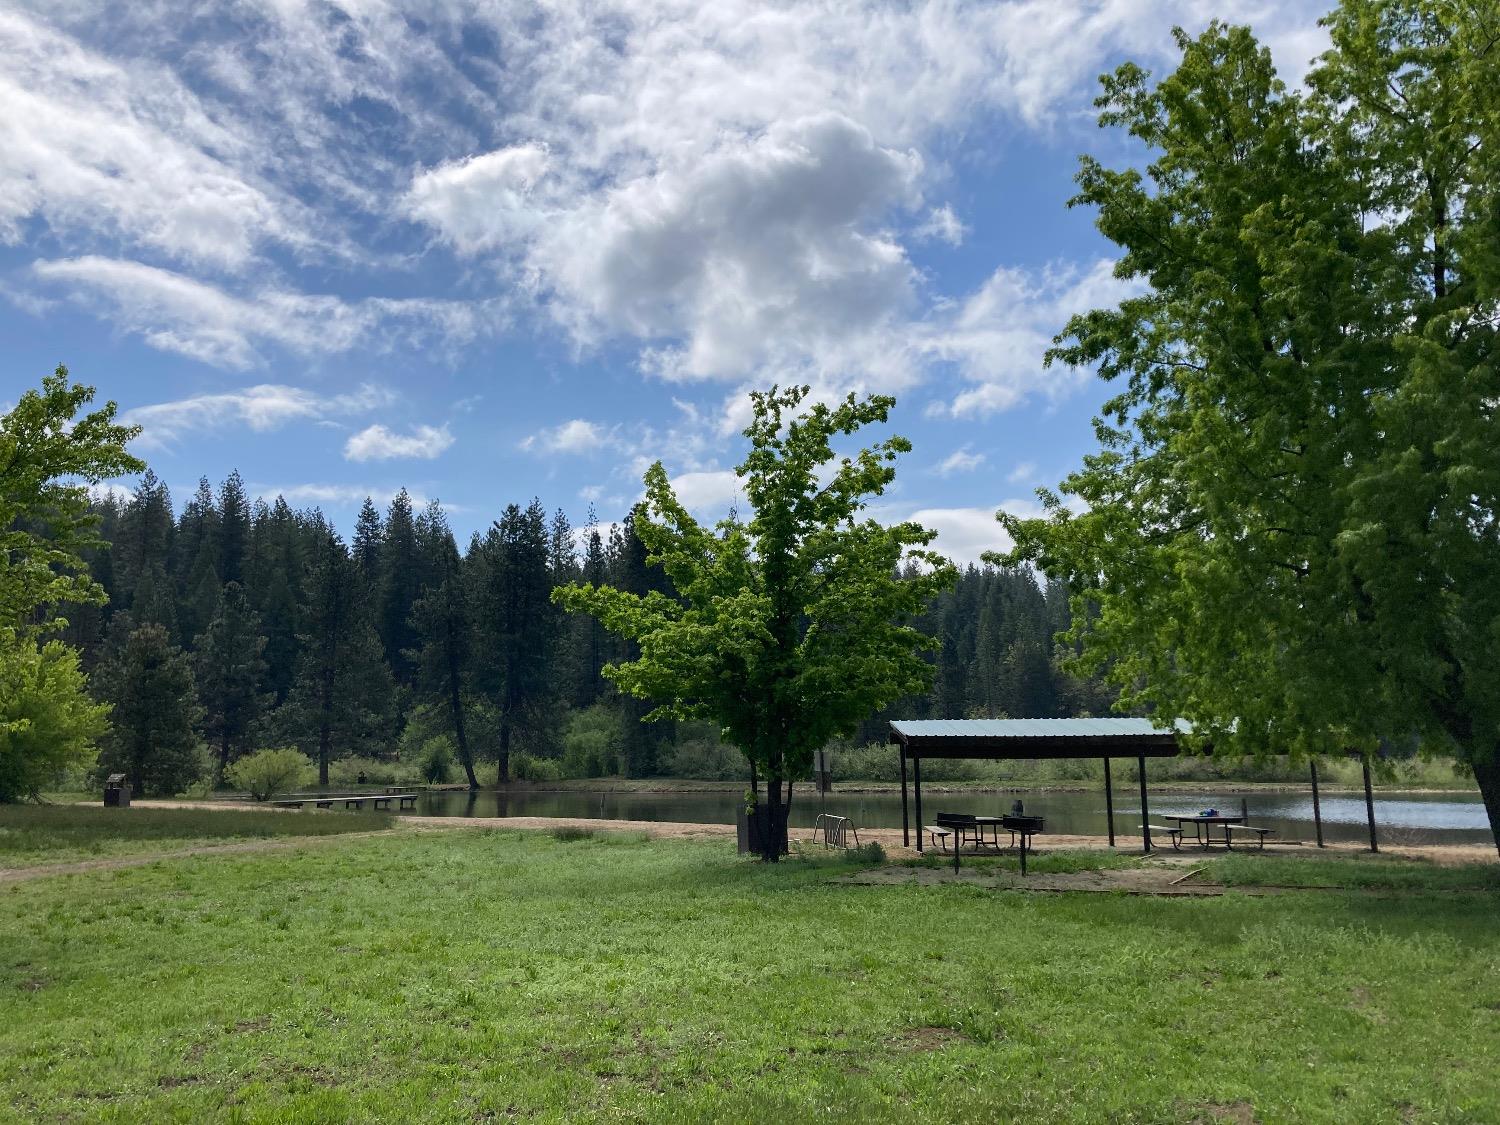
left=4, top=802, right=1488, bottom=884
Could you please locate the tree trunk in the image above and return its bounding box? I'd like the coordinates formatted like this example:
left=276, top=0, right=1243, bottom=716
left=1471, top=750, right=1500, bottom=860
left=497, top=718, right=511, bottom=786
left=760, top=775, right=788, bottom=863
left=217, top=734, right=231, bottom=788
left=447, top=648, right=478, bottom=790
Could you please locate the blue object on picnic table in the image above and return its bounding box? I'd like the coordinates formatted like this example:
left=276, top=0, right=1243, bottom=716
left=1201, top=808, right=1218, bottom=817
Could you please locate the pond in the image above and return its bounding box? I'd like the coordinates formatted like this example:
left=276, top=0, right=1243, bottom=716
left=409, top=786, right=1492, bottom=847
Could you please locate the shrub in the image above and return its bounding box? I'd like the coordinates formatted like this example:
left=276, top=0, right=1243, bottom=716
left=419, top=737, right=454, bottom=784
left=227, top=748, right=314, bottom=801
left=512, top=752, right=562, bottom=783
left=560, top=704, right=623, bottom=778
left=663, top=734, right=746, bottom=781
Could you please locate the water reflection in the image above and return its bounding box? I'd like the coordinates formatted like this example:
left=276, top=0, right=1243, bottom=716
left=410, top=786, right=1490, bottom=846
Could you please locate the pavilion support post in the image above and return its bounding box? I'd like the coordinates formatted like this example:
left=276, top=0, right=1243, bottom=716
left=1138, top=755, right=1152, bottom=853
left=1362, top=757, right=1379, bottom=853
left=899, top=746, right=910, bottom=849
left=1310, top=759, right=1325, bottom=848
left=1103, top=757, right=1116, bottom=848
left=913, top=756, right=924, bottom=853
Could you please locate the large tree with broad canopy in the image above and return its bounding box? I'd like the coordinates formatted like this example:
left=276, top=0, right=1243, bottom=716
left=1000, top=1, right=1500, bottom=852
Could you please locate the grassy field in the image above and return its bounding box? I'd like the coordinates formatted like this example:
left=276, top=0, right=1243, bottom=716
left=3, top=820, right=1498, bottom=1123
left=0, top=804, right=391, bottom=869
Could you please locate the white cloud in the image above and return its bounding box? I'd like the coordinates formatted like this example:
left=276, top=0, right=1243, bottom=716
left=344, top=423, right=455, bottom=462
left=0, top=9, right=294, bottom=268
left=521, top=419, right=612, bottom=455
left=1007, top=460, right=1038, bottom=484
left=915, top=204, right=966, bottom=246
left=934, top=446, right=986, bottom=476
left=667, top=470, right=742, bottom=517
left=406, top=144, right=553, bottom=255
left=122, top=384, right=395, bottom=450
left=30, top=256, right=495, bottom=368
left=923, top=258, right=1145, bottom=419
left=908, top=499, right=1048, bottom=566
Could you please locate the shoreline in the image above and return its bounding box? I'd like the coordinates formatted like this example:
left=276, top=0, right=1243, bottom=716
left=425, top=777, right=1484, bottom=798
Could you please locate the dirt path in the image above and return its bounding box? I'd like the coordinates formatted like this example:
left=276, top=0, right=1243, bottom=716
left=8, top=803, right=1493, bottom=883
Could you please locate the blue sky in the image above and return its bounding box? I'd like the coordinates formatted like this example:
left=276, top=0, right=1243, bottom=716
left=0, top=0, right=1328, bottom=562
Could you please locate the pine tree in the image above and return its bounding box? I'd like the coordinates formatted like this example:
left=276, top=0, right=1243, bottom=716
left=410, top=509, right=480, bottom=789
left=175, top=478, right=220, bottom=645
left=277, top=521, right=393, bottom=782
left=352, top=497, right=383, bottom=585
left=377, top=490, right=421, bottom=686
left=217, top=470, right=250, bottom=587
left=472, top=499, right=557, bottom=782
left=95, top=622, right=204, bottom=796
left=194, top=581, right=268, bottom=781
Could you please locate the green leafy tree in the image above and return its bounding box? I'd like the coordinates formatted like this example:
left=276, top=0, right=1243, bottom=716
left=0, top=631, right=111, bottom=801
left=95, top=622, right=205, bottom=796
left=227, top=747, right=313, bottom=801
left=0, top=366, right=143, bottom=634
left=1000, top=5, right=1500, bottom=851
left=194, top=582, right=268, bottom=782
left=555, top=386, right=955, bottom=861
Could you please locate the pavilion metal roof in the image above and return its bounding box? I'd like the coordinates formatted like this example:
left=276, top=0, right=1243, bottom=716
left=888, top=717, right=1191, bottom=758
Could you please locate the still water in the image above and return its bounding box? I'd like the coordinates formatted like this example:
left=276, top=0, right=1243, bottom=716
left=410, top=786, right=1491, bottom=846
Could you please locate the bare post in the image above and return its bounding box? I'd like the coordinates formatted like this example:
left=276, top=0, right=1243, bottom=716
left=1310, top=759, right=1324, bottom=848
left=1103, top=757, right=1116, bottom=848
left=1363, top=757, right=1379, bottom=853
left=1138, top=754, right=1152, bottom=853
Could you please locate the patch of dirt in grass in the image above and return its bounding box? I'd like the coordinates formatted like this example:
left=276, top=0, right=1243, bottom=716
left=895, top=1026, right=969, bottom=1051
left=17, top=976, right=47, bottom=992
left=1187, top=1100, right=1258, bottom=1124
left=1350, top=986, right=1388, bottom=1024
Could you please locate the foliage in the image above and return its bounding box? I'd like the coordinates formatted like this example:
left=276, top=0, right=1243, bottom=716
left=227, top=747, right=314, bottom=801
left=194, top=581, right=268, bottom=780
left=560, top=702, right=624, bottom=778
left=0, top=631, right=110, bottom=802
left=999, top=5, right=1500, bottom=850
left=327, top=756, right=417, bottom=788
left=0, top=803, right=391, bottom=867
left=555, top=386, right=956, bottom=858
left=509, top=752, right=563, bottom=782
left=2, top=830, right=1497, bottom=1120
left=0, top=366, right=143, bottom=635
left=417, top=736, right=455, bottom=784
left=94, top=622, right=206, bottom=797
left=471, top=499, right=560, bottom=782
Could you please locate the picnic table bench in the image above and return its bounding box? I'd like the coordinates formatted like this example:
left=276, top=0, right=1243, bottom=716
left=1141, top=824, right=1185, bottom=849
left=1224, top=823, right=1276, bottom=849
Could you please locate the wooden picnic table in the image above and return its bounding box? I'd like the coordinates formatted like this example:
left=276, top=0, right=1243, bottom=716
left=1163, top=813, right=1242, bottom=849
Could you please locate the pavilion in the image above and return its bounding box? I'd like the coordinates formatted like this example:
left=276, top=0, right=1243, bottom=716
left=888, top=717, right=1380, bottom=853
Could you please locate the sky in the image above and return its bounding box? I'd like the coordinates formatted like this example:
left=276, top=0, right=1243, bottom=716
left=0, top=0, right=1331, bottom=563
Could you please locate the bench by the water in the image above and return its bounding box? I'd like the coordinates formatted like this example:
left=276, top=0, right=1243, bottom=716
left=269, top=793, right=419, bottom=811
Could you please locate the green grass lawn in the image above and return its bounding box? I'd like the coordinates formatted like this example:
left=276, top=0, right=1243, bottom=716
left=2, top=829, right=1498, bottom=1123
left=0, top=804, right=391, bottom=868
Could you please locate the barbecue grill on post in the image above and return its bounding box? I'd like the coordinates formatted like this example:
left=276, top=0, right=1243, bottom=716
left=1002, top=814, right=1044, bottom=876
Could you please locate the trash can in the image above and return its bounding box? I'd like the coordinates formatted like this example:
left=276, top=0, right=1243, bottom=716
left=103, top=773, right=131, bottom=808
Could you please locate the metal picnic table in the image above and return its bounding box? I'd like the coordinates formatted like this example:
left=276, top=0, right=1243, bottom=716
left=1163, top=812, right=1242, bottom=849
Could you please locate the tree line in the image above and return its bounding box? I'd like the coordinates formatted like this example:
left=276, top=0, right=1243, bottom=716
left=60, top=470, right=1114, bottom=795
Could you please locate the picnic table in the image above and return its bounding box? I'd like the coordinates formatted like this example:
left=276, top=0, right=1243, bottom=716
left=1162, top=812, right=1242, bottom=849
